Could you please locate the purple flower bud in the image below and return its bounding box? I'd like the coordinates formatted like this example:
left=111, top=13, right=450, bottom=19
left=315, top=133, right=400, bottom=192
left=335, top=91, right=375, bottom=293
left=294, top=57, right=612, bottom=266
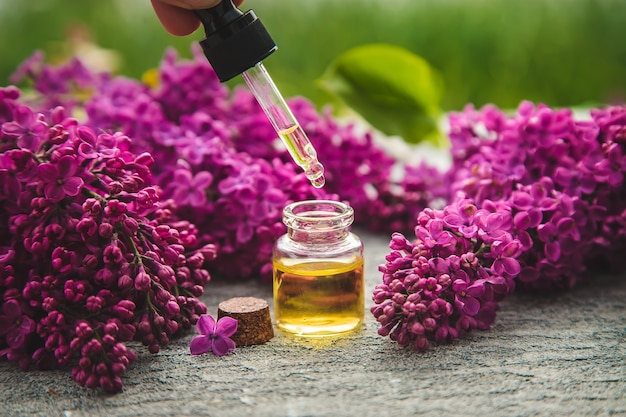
left=137, top=187, right=159, bottom=208
left=101, top=334, right=116, bottom=346
left=111, top=362, right=126, bottom=376
left=423, top=318, right=437, bottom=332
left=413, top=336, right=429, bottom=351
left=134, top=270, right=151, bottom=292
left=119, top=323, right=136, bottom=341
left=81, top=339, right=103, bottom=356
left=75, top=321, right=93, bottom=339
left=111, top=342, right=128, bottom=358
left=410, top=321, right=424, bottom=335
left=73, top=368, right=87, bottom=386
left=85, top=374, right=99, bottom=389
left=158, top=265, right=176, bottom=288
left=99, top=223, right=114, bottom=238
left=134, top=152, right=154, bottom=166
left=122, top=177, right=141, bottom=192
left=118, top=274, right=133, bottom=290
left=76, top=218, right=97, bottom=238
left=391, top=293, right=405, bottom=305
left=186, top=252, right=204, bottom=269
left=153, top=314, right=165, bottom=328
left=104, top=322, right=119, bottom=336
left=108, top=181, right=123, bottom=194
left=86, top=296, right=104, bottom=313
left=389, top=232, right=411, bottom=251
left=95, top=362, right=108, bottom=376
left=377, top=322, right=394, bottom=337
left=95, top=268, right=116, bottom=287
left=79, top=357, right=91, bottom=369
left=112, top=306, right=134, bottom=322
left=164, top=300, right=180, bottom=316
left=138, top=317, right=151, bottom=335
left=372, top=287, right=391, bottom=304
left=81, top=254, right=98, bottom=270
left=165, top=319, right=179, bottom=334
left=70, top=336, right=82, bottom=352
left=176, top=266, right=190, bottom=281
left=122, top=217, right=139, bottom=234
left=382, top=304, right=396, bottom=318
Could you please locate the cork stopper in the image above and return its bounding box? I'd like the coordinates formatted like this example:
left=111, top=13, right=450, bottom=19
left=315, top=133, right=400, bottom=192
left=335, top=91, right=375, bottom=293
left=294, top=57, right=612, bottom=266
left=217, top=297, right=274, bottom=346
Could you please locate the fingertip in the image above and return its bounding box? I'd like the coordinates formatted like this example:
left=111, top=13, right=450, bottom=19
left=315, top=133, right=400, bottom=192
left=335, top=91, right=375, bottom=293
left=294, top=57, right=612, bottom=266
left=151, top=0, right=202, bottom=36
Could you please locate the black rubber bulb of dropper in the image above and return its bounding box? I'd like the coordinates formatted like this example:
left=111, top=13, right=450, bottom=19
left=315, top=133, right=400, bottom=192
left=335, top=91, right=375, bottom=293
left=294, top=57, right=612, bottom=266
left=195, top=0, right=277, bottom=83
left=195, top=0, right=243, bottom=35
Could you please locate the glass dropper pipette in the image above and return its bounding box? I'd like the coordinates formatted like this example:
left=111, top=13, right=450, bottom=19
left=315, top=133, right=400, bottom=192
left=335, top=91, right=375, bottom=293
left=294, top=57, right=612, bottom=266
left=194, top=2, right=325, bottom=188
left=241, top=63, right=325, bottom=188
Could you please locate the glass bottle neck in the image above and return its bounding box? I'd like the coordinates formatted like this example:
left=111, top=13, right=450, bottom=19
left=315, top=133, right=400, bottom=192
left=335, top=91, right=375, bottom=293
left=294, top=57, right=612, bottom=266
left=282, top=200, right=354, bottom=243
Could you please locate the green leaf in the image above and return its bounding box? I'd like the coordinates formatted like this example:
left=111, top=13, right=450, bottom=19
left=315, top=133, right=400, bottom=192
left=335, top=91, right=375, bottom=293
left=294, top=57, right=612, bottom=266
left=317, top=43, right=445, bottom=145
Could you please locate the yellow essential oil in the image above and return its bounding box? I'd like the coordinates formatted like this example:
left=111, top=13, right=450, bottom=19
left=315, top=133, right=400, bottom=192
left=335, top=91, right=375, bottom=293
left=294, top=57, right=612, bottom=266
left=273, top=259, right=364, bottom=336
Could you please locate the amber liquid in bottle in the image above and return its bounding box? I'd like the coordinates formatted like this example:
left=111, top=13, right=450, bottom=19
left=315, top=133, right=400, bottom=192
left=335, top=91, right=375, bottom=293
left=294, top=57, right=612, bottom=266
left=273, top=259, right=364, bottom=336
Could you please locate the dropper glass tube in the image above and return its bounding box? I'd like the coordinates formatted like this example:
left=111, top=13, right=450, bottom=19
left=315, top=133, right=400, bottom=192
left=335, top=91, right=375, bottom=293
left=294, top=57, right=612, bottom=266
left=241, top=63, right=326, bottom=188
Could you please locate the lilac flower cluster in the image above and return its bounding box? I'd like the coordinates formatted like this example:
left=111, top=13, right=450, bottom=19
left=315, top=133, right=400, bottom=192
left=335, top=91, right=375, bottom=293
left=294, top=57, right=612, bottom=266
left=373, top=102, right=626, bottom=350
left=11, top=47, right=443, bottom=282
left=0, top=88, right=214, bottom=392
left=446, top=102, right=626, bottom=290
left=372, top=198, right=522, bottom=350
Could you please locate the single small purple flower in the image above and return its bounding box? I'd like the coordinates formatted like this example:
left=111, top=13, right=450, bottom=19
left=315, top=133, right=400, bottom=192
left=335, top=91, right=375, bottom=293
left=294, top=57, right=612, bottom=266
left=452, top=279, right=485, bottom=316
left=490, top=239, right=522, bottom=276
left=537, top=217, right=579, bottom=263
left=0, top=299, right=35, bottom=349
left=37, top=155, right=84, bottom=202
left=417, top=277, right=443, bottom=299
left=2, top=105, right=48, bottom=150
left=595, top=143, right=626, bottom=187
left=190, top=314, right=237, bottom=356
left=166, top=167, right=213, bottom=207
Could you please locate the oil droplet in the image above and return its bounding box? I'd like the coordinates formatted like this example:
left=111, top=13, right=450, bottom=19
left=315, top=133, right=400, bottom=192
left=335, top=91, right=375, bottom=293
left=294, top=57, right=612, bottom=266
left=305, top=160, right=325, bottom=188
left=310, top=174, right=326, bottom=188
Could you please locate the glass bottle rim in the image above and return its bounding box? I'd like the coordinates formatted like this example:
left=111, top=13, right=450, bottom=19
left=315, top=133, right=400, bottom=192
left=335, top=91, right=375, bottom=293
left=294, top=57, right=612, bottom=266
left=282, top=200, right=354, bottom=231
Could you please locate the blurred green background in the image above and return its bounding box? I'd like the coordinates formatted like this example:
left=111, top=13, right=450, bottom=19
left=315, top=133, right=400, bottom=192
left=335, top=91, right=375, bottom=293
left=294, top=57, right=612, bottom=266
left=1, top=0, right=625, bottom=111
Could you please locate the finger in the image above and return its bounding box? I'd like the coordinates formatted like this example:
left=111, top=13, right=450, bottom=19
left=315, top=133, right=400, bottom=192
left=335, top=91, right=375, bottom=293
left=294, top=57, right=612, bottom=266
left=152, top=0, right=247, bottom=36
left=151, top=0, right=203, bottom=36
left=155, top=0, right=221, bottom=10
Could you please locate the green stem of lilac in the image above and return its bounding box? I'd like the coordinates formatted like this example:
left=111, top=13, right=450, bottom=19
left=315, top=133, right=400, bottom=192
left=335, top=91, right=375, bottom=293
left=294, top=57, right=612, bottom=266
left=146, top=293, right=156, bottom=311
left=475, top=244, right=488, bottom=256
left=81, top=187, right=106, bottom=202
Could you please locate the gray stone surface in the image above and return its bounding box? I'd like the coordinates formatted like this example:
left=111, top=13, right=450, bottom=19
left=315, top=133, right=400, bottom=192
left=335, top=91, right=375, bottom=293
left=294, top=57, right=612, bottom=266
left=1, top=230, right=624, bottom=417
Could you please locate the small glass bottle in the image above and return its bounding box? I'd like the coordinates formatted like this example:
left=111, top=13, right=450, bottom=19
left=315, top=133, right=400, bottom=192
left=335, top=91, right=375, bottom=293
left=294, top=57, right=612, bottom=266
left=273, top=200, right=364, bottom=337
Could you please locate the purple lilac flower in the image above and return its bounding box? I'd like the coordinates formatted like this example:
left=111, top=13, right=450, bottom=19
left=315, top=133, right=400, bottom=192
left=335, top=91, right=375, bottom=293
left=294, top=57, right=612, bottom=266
left=190, top=314, right=237, bottom=356
left=10, top=53, right=100, bottom=112
left=153, top=46, right=229, bottom=122
left=371, top=199, right=522, bottom=351
left=0, top=299, right=35, bottom=350
left=2, top=105, right=48, bottom=150
left=0, top=97, right=214, bottom=392
left=445, top=102, right=626, bottom=291
left=36, top=155, right=84, bottom=202
left=165, top=162, right=213, bottom=207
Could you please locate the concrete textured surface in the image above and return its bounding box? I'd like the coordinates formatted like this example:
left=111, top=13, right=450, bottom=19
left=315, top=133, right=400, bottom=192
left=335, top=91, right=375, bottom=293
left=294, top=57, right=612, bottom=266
left=1, top=230, right=624, bottom=417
